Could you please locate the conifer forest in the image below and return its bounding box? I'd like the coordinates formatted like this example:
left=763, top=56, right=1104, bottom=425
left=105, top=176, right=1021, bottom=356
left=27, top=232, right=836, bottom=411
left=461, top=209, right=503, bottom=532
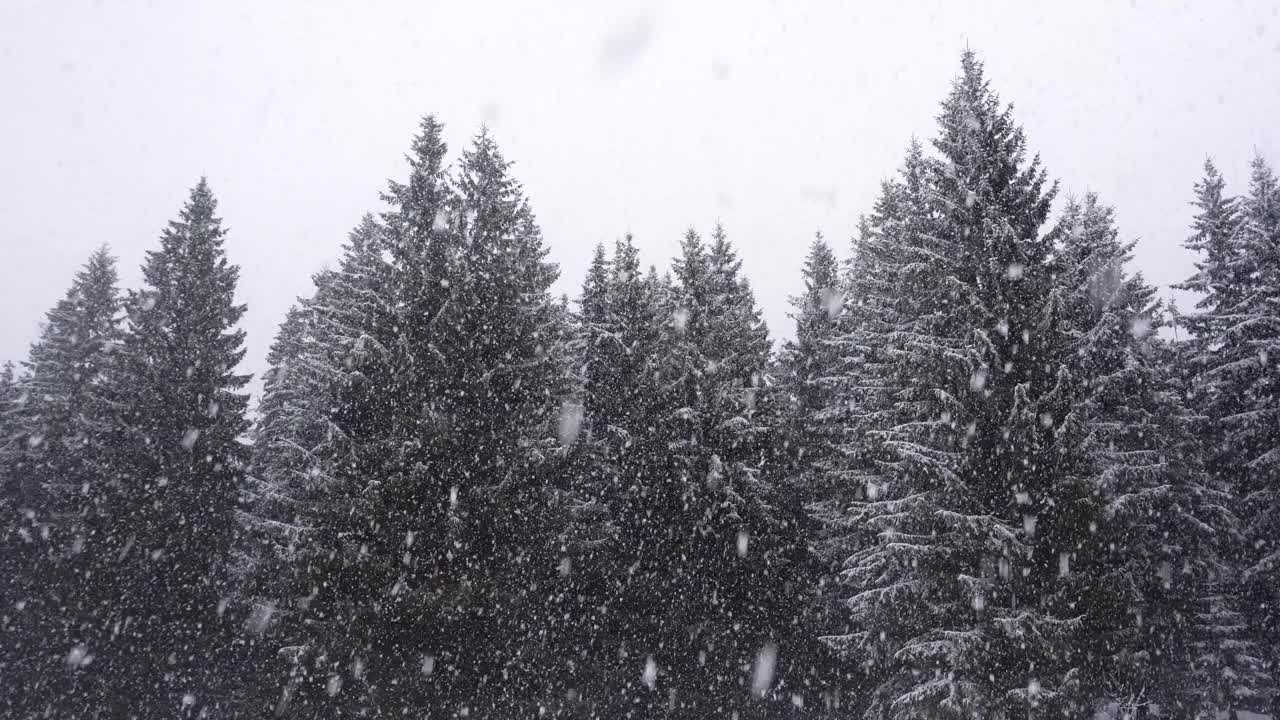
left=3, top=40, right=1280, bottom=720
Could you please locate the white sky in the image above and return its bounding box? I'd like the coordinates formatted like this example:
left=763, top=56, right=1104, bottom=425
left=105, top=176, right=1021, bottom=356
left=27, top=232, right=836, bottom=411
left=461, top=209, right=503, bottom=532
left=2, top=1, right=1278, bottom=399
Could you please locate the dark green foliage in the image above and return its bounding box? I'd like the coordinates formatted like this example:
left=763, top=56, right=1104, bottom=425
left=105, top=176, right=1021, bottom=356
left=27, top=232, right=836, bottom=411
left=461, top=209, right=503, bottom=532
left=73, top=180, right=251, bottom=718
left=3, top=65, right=1275, bottom=720
left=823, top=52, right=1115, bottom=719
left=0, top=248, right=123, bottom=717
left=558, top=225, right=834, bottom=719
left=257, top=119, right=574, bottom=718
left=1178, top=155, right=1280, bottom=716
left=1054, top=194, right=1263, bottom=717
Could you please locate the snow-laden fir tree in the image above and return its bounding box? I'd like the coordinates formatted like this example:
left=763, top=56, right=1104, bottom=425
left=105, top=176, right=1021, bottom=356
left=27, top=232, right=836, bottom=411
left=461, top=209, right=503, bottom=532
left=239, top=213, right=396, bottom=715
left=14, top=247, right=122, bottom=530
left=1174, top=159, right=1246, bottom=355
left=0, top=360, right=44, bottom=720
left=820, top=148, right=931, bottom=526
left=1052, top=194, right=1264, bottom=717
left=1175, top=156, right=1280, bottom=717
left=0, top=247, right=123, bottom=715
left=75, top=179, right=251, bottom=719
left=564, top=237, right=668, bottom=566
left=775, top=234, right=845, bottom=506
left=235, top=302, right=313, bottom=585
left=582, top=225, right=824, bottom=719
left=264, top=119, right=573, bottom=718
left=559, top=236, right=674, bottom=713
left=1229, top=156, right=1280, bottom=716
left=824, top=52, right=1114, bottom=718
left=235, top=216, right=390, bottom=604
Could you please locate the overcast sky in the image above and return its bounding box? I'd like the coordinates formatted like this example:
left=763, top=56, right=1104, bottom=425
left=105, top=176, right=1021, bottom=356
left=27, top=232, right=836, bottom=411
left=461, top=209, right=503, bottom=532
left=2, top=0, right=1278, bottom=400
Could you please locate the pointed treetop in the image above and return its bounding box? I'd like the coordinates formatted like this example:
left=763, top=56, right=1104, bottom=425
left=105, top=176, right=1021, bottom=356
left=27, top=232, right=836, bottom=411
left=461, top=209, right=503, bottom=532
left=383, top=115, right=450, bottom=239
left=582, top=243, right=611, bottom=301
left=181, top=176, right=219, bottom=225
left=933, top=49, right=1056, bottom=237
left=802, top=232, right=839, bottom=295
left=1246, top=154, right=1278, bottom=207
left=613, top=233, right=642, bottom=274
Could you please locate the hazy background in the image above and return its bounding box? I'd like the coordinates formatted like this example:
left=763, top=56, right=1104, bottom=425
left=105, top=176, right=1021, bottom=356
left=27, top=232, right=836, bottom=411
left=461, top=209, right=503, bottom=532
left=2, top=0, right=1278, bottom=401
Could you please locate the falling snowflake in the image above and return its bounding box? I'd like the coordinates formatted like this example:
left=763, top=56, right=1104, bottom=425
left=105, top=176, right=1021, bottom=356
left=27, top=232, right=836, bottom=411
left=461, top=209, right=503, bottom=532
left=820, top=287, right=844, bottom=320
left=246, top=601, right=275, bottom=635
left=969, top=368, right=988, bottom=392
left=642, top=656, right=657, bottom=689
left=558, top=400, right=583, bottom=444
left=751, top=643, right=777, bottom=697
left=672, top=307, right=690, bottom=332
left=67, top=644, right=93, bottom=669
left=1130, top=316, right=1153, bottom=340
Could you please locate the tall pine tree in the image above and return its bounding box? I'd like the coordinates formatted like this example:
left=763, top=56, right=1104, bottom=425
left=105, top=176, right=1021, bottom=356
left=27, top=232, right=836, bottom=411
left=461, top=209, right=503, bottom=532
left=1055, top=194, right=1263, bottom=717
left=824, top=52, right=1113, bottom=718
left=79, top=179, right=251, bottom=718
left=262, top=119, right=573, bottom=718
left=1232, top=156, right=1280, bottom=716
left=2, top=247, right=123, bottom=716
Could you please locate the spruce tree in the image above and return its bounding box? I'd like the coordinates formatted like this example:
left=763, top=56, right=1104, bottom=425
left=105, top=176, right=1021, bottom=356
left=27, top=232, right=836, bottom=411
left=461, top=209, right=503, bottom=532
left=0, top=360, right=42, bottom=719
left=1, top=248, right=123, bottom=715
left=776, top=233, right=844, bottom=504
left=824, top=52, right=1113, bottom=718
left=1054, top=194, right=1263, bottom=717
left=264, top=119, right=573, bottom=718
left=236, top=216, right=391, bottom=604
left=78, top=179, right=251, bottom=718
left=1176, top=155, right=1280, bottom=716
left=14, top=247, right=122, bottom=528
left=1174, top=159, right=1245, bottom=351
left=1232, top=156, right=1280, bottom=716
left=583, top=225, right=822, bottom=718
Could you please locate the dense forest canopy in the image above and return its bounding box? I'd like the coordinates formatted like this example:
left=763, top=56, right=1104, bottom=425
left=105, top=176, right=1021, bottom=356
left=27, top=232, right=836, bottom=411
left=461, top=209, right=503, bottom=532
left=2, top=51, right=1279, bottom=720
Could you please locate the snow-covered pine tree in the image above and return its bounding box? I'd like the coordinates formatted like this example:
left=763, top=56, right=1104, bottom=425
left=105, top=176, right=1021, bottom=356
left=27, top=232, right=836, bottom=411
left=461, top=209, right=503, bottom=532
left=1230, top=155, right=1280, bottom=717
left=14, top=247, right=122, bottom=531
left=266, top=120, right=573, bottom=718
left=235, top=302, right=312, bottom=585
left=811, top=173, right=932, bottom=718
left=775, top=234, right=844, bottom=505
left=246, top=214, right=398, bottom=717
left=0, top=247, right=123, bottom=714
left=0, top=360, right=46, bottom=719
left=825, top=51, right=1113, bottom=718
left=414, top=126, right=572, bottom=714
left=1052, top=194, right=1264, bottom=717
left=1174, top=159, right=1245, bottom=356
left=235, top=215, right=390, bottom=606
left=822, top=144, right=932, bottom=525
left=1175, top=155, right=1280, bottom=717
left=589, top=225, right=822, bottom=718
left=816, top=140, right=932, bottom=716
left=558, top=236, right=678, bottom=713
left=769, top=231, right=865, bottom=713
left=565, top=237, right=667, bottom=554
left=79, top=179, right=251, bottom=718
